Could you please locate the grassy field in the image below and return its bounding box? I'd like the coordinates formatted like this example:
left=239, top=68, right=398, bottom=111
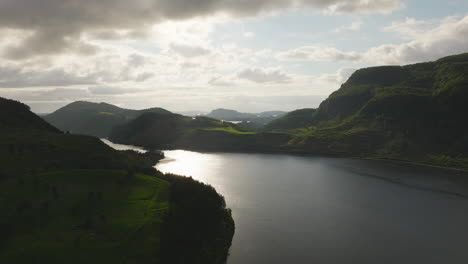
left=203, top=127, right=257, bottom=135
left=0, top=170, right=169, bottom=264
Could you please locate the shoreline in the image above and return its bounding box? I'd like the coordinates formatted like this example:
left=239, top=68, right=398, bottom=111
left=158, top=146, right=468, bottom=174
left=358, top=156, right=468, bottom=174
left=103, top=138, right=468, bottom=175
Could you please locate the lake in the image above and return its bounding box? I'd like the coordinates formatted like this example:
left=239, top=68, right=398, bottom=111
left=156, top=150, right=468, bottom=264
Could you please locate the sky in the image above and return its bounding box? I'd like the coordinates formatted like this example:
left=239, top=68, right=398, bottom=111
left=0, top=0, right=467, bottom=113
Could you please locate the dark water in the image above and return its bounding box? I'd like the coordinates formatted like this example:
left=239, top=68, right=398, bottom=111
left=156, top=150, right=468, bottom=264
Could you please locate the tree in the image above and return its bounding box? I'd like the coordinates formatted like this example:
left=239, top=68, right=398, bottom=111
left=52, top=185, right=59, bottom=200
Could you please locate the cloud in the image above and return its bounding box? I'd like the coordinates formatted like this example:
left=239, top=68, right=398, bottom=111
left=88, top=86, right=141, bottom=95
left=208, top=76, right=235, bottom=87
left=325, top=0, right=404, bottom=14
left=364, top=15, right=468, bottom=64
left=334, top=21, right=363, bottom=32
left=135, top=72, right=155, bottom=82
left=237, top=68, right=291, bottom=84
left=39, top=88, right=91, bottom=99
left=277, top=15, right=468, bottom=65
left=0, top=65, right=96, bottom=88
left=277, top=46, right=361, bottom=62
left=0, top=0, right=403, bottom=60
left=169, top=43, right=211, bottom=58
left=382, top=17, right=442, bottom=39
left=317, top=68, right=356, bottom=84
left=243, top=32, right=255, bottom=38
left=127, top=54, right=148, bottom=68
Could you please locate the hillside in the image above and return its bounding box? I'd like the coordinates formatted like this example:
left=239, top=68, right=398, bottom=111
left=44, top=101, right=171, bottom=138
left=266, top=53, right=468, bottom=168
left=206, top=108, right=286, bottom=128
left=109, top=111, right=291, bottom=152
left=0, top=97, right=60, bottom=132
left=0, top=98, right=234, bottom=263
left=264, top=108, right=317, bottom=130
left=109, top=53, right=468, bottom=168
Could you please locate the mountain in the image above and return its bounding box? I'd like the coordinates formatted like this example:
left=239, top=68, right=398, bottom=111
left=0, top=97, right=234, bottom=263
left=110, top=53, right=468, bottom=169
left=109, top=112, right=291, bottom=152
left=205, top=108, right=287, bottom=128
left=265, top=53, right=468, bottom=168
left=44, top=101, right=172, bottom=138
left=176, top=110, right=207, bottom=117
left=109, top=112, right=228, bottom=149
left=0, top=97, right=60, bottom=132
left=264, top=108, right=317, bottom=130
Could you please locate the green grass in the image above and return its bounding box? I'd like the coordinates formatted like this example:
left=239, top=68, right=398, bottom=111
left=99, top=112, right=115, bottom=116
left=203, top=127, right=257, bottom=135
left=0, top=169, right=169, bottom=264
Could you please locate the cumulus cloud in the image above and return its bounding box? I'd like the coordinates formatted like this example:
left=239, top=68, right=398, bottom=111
left=325, top=0, right=403, bottom=14
left=88, top=86, right=143, bottom=95
left=277, top=46, right=361, bottom=62
left=0, top=0, right=403, bottom=60
left=135, top=72, right=155, bottom=82
left=0, top=65, right=96, bottom=88
left=382, top=17, right=433, bottom=39
left=237, top=68, right=291, bottom=84
left=208, top=76, right=235, bottom=87
left=39, top=88, right=91, bottom=99
left=243, top=32, right=255, bottom=38
left=169, top=43, right=211, bottom=58
left=127, top=54, right=148, bottom=68
left=364, top=15, right=468, bottom=64
left=277, top=15, right=468, bottom=65
left=334, top=21, right=363, bottom=32
left=317, top=68, right=356, bottom=84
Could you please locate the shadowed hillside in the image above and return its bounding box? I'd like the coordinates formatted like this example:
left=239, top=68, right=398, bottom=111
left=0, top=97, right=234, bottom=264
left=44, top=101, right=172, bottom=138
left=109, top=112, right=291, bottom=152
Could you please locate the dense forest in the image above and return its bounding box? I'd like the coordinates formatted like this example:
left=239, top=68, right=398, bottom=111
left=0, top=97, right=234, bottom=263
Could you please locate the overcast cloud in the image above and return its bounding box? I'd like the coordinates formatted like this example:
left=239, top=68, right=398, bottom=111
left=0, top=0, right=403, bottom=59
left=0, top=0, right=467, bottom=113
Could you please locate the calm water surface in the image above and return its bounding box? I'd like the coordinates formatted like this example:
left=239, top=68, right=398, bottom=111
left=156, top=150, right=468, bottom=264
left=101, top=139, right=147, bottom=153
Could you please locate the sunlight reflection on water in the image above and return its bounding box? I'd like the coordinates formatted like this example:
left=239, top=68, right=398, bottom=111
left=100, top=138, right=147, bottom=153
left=156, top=150, right=243, bottom=208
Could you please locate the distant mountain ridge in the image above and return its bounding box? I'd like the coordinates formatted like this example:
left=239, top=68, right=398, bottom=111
left=206, top=108, right=286, bottom=128
left=109, top=111, right=291, bottom=152
left=206, top=108, right=286, bottom=120
left=44, top=101, right=171, bottom=138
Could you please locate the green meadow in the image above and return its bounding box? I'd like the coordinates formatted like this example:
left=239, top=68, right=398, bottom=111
left=0, top=170, right=169, bottom=264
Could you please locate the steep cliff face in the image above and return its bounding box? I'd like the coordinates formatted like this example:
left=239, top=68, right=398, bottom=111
left=265, top=53, right=468, bottom=167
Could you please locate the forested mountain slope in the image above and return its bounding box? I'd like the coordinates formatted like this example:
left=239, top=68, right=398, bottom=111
left=266, top=53, right=468, bottom=167
left=0, top=97, right=234, bottom=264
left=44, top=101, right=171, bottom=138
